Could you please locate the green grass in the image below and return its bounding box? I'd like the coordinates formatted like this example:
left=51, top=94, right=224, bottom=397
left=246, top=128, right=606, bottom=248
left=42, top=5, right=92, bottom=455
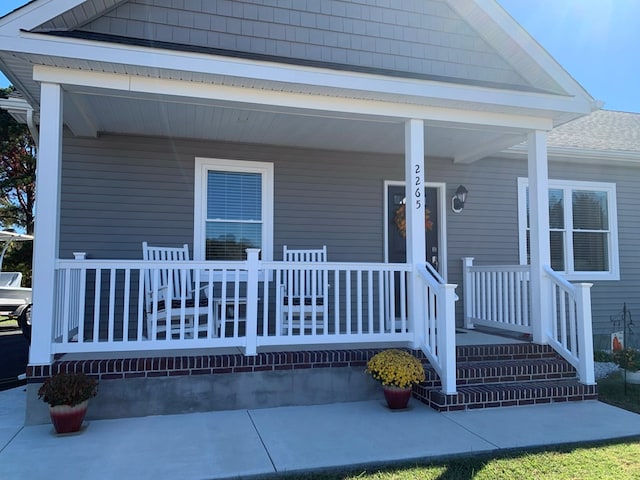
left=0, top=314, right=18, bottom=329
left=294, top=440, right=640, bottom=480
left=292, top=370, right=640, bottom=480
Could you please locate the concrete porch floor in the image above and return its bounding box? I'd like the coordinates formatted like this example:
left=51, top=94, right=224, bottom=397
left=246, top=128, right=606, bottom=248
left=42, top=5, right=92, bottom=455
left=54, top=328, right=524, bottom=362
left=2, top=384, right=640, bottom=479
left=454, top=327, right=528, bottom=346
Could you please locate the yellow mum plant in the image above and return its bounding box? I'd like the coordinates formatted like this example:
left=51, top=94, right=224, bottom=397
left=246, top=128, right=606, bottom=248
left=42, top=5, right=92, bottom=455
left=366, top=349, right=425, bottom=389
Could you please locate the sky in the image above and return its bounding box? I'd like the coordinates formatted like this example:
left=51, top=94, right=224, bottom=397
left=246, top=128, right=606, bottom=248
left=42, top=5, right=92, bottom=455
left=0, top=0, right=638, bottom=113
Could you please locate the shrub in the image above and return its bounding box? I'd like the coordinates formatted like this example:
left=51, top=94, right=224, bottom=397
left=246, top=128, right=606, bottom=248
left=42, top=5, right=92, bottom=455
left=613, top=348, right=640, bottom=372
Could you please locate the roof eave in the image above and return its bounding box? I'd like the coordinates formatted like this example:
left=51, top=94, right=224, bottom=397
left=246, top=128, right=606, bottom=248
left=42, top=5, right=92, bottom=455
left=3, top=30, right=596, bottom=121
left=501, top=144, right=640, bottom=166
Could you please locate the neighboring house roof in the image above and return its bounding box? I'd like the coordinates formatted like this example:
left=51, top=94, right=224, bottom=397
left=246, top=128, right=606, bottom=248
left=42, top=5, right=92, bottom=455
left=502, top=110, right=640, bottom=164
left=548, top=110, right=640, bottom=154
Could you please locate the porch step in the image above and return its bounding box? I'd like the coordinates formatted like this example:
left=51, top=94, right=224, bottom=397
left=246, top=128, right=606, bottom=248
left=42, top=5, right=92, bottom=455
left=456, top=343, right=558, bottom=362
left=415, top=342, right=597, bottom=411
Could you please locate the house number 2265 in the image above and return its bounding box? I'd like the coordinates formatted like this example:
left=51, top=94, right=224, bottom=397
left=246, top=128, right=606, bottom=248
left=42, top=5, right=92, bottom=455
left=414, top=164, right=423, bottom=209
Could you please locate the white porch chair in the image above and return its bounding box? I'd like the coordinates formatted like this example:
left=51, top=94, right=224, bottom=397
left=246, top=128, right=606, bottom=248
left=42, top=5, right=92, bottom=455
left=142, top=242, right=214, bottom=339
left=278, top=245, right=328, bottom=335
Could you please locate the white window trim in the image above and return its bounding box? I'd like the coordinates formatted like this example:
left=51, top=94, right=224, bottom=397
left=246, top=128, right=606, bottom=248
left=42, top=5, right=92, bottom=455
left=517, top=177, right=619, bottom=281
left=194, top=157, right=274, bottom=261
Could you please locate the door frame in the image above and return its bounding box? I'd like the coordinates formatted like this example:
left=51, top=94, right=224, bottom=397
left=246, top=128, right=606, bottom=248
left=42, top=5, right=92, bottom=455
left=383, top=180, right=448, bottom=281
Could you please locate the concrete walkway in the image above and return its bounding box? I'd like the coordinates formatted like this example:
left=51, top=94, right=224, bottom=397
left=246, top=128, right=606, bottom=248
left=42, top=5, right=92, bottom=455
left=1, top=386, right=640, bottom=479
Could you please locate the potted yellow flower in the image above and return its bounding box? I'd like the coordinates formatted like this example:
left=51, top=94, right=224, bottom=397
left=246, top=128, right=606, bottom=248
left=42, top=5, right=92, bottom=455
left=366, top=349, right=425, bottom=409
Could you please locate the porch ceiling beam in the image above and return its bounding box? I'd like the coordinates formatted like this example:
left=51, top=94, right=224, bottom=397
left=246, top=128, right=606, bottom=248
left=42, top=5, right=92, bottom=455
left=63, top=92, right=99, bottom=138
left=33, top=65, right=555, bottom=131
left=4, top=30, right=595, bottom=116
left=454, top=132, right=528, bottom=164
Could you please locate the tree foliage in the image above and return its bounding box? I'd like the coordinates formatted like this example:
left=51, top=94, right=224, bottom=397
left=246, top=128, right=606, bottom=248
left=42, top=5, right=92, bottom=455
left=0, top=86, right=36, bottom=286
left=0, top=86, right=35, bottom=234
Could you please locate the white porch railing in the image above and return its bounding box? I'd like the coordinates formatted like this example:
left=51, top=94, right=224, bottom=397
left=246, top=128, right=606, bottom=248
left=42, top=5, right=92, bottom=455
left=51, top=252, right=417, bottom=354
left=417, top=263, right=457, bottom=394
left=462, top=258, right=595, bottom=385
left=544, top=266, right=595, bottom=385
left=462, top=258, right=532, bottom=333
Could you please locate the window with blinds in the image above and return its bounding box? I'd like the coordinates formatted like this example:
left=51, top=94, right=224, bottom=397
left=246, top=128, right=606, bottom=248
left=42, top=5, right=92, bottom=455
left=518, top=178, right=619, bottom=280
left=194, top=158, right=274, bottom=262
left=205, top=171, right=262, bottom=260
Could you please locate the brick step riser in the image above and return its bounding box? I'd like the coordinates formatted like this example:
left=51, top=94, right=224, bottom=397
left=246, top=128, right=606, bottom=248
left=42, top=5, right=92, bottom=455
left=421, top=354, right=577, bottom=387
left=414, top=381, right=597, bottom=412
left=415, top=342, right=594, bottom=411
left=455, top=344, right=558, bottom=363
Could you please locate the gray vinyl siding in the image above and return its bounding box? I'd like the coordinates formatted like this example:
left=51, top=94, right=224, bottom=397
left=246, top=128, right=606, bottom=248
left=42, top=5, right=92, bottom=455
left=60, top=133, right=405, bottom=263
left=546, top=159, right=640, bottom=343
left=59, top=134, right=640, bottom=336
left=76, top=0, right=529, bottom=88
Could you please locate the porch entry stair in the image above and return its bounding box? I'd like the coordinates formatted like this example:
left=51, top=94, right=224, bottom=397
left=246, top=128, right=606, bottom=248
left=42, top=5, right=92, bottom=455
left=414, top=341, right=597, bottom=412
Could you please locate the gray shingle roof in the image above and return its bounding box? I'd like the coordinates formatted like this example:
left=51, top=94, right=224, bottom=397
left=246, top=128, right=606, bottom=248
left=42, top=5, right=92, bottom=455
left=548, top=110, right=640, bottom=153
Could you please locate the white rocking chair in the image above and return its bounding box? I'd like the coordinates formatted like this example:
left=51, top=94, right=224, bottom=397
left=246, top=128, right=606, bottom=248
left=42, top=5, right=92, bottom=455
left=277, top=245, right=328, bottom=335
left=142, top=242, right=214, bottom=339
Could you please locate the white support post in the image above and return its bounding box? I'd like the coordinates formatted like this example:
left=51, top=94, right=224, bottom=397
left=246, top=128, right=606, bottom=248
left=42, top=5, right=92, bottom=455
left=462, top=257, right=475, bottom=329
left=576, top=283, right=595, bottom=385
left=244, top=248, right=260, bottom=356
left=30, top=82, right=63, bottom=366
left=527, top=131, right=551, bottom=344
left=437, top=283, right=458, bottom=394
left=405, top=119, right=426, bottom=349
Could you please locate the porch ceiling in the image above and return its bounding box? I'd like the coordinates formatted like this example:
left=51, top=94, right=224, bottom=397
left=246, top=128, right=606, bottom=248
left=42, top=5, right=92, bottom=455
left=0, top=50, right=551, bottom=160
left=60, top=88, right=529, bottom=158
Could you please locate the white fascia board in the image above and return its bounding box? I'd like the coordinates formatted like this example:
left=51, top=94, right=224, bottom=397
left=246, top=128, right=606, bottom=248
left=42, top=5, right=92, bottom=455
left=10, top=30, right=595, bottom=116
left=464, top=0, right=595, bottom=106
left=0, top=0, right=85, bottom=31
left=34, top=64, right=554, bottom=131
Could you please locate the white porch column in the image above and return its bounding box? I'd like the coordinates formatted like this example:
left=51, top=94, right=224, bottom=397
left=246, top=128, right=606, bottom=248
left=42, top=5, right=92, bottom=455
left=405, top=119, right=426, bottom=348
left=528, top=130, right=551, bottom=344
left=244, top=248, right=260, bottom=356
left=29, top=82, right=63, bottom=365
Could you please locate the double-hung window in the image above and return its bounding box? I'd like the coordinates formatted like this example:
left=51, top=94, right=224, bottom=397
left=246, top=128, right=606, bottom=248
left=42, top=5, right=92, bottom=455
left=194, top=158, right=273, bottom=261
left=518, top=178, right=619, bottom=280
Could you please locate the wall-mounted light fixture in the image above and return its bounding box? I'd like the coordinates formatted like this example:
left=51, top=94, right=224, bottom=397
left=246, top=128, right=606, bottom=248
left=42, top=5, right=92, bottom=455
left=451, top=185, right=468, bottom=213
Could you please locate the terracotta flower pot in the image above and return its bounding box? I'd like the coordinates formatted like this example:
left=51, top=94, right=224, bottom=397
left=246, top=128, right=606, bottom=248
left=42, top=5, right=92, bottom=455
left=49, top=400, right=89, bottom=434
left=382, top=385, right=412, bottom=409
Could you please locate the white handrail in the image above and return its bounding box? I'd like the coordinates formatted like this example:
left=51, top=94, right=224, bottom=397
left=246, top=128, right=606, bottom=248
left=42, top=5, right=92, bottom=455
left=416, top=264, right=457, bottom=395
left=543, top=266, right=595, bottom=385
left=543, top=265, right=573, bottom=290
left=462, top=259, right=595, bottom=385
